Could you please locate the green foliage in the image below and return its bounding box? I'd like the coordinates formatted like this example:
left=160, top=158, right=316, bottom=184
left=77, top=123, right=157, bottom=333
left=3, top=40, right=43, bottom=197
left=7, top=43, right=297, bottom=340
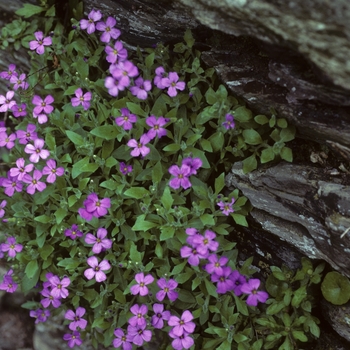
left=0, top=2, right=308, bottom=350
left=321, top=271, right=350, bottom=305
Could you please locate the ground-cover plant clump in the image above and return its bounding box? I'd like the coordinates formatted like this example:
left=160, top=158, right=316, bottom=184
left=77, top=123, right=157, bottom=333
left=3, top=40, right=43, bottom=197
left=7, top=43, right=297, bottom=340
left=0, top=1, right=323, bottom=349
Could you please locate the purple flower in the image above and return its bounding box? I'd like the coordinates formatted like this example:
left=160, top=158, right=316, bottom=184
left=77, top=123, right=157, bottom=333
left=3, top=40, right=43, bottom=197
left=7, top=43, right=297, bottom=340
left=12, top=103, right=27, bottom=117
left=29, top=31, right=52, bottom=54
left=119, top=162, right=133, bottom=175
left=192, top=230, right=219, bottom=255
left=151, top=303, right=171, bottom=329
left=223, top=113, right=235, bottom=130
left=230, top=270, right=247, bottom=297
left=168, top=164, right=192, bottom=190
left=127, top=134, right=151, bottom=158
left=217, top=197, right=235, bottom=216
left=0, top=270, right=18, bottom=293
left=40, top=288, right=61, bottom=308
left=115, top=107, right=137, bottom=130
left=1, top=237, right=23, bottom=258
left=105, top=41, right=128, bottom=64
left=65, top=224, right=83, bottom=240
left=162, top=72, right=186, bottom=97
left=168, top=310, right=195, bottom=336
left=211, top=266, right=235, bottom=294
left=32, top=94, right=54, bottom=115
left=130, top=77, right=152, bottom=100
left=1, top=173, right=23, bottom=197
left=80, top=9, right=102, bottom=34
left=185, top=227, right=200, bottom=246
left=33, top=112, right=48, bottom=124
left=0, top=132, right=16, bottom=149
left=0, top=91, right=16, bottom=112
left=96, top=16, right=121, bottom=43
left=84, top=256, right=111, bottom=282
left=130, top=272, right=154, bottom=296
left=63, top=331, right=83, bottom=348
left=169, top=330, right=194, bottom=350
left=78, top=193, right=111, bottom=221
left=49, top=275, right=70, bottom=299
left=154, top=66, right=168, bottom=89
left=71, top=88, right=92, bottom=110
left=128, top=304, right=148, bottom=327
left=111, top=60, right=139, bottom=87
left=42, top=159, right=64, bottom=183
left=16, top=124, right=37, bottom=144
left=180, top=245, right=208, bottom=266
left=113, top=328, right=133, bottom=350
left=204, top=254, right=228, bottom=276
left=146, top=115, right=168, bottom=139
left=65, top=307, right=88, bottom=330
left=0, top=200, right=6, bottom=218
left=127, top=323, right=152, bottom=346
left=156, top=278, right=178, bottom=302
left=85, top=228, right=112, bottom=254
left=240, top=279, right=269, bottom=306
left=30, top=309, right=50, bottom=323
left=24, top=138, right=50, bottom=163
left=181, top=157, right=202, bottom=175
left=104, top=75, right=128, bottom=96
left=0, top=64, right=17, bottom=80
left=10, top=73, right=29, bottom=90
left=22, top=170, right=47, bottom=194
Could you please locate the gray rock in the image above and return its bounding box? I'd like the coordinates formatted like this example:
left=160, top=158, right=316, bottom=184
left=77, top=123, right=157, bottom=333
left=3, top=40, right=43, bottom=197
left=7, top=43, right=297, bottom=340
left=226, top=162, right=350, bottom=277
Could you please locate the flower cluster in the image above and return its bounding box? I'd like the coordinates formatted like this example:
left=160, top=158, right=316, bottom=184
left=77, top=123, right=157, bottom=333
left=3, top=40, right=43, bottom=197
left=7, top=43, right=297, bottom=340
left=168, top=156, right=203, bottom=190
left=78, top=193, right=111, bottom=221
left=0, top=6, right=277, bottom=350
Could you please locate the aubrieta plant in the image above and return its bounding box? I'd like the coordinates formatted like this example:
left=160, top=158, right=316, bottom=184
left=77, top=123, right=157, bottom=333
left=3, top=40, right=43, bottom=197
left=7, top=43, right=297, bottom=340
left=0, top=1, right=316, bottom=350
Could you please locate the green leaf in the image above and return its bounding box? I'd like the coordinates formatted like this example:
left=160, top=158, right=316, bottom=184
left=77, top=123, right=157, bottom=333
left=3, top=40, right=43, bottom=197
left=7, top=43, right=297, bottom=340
left=184, top=29, right=195, bottom=48
left=243, top=129, right=263, bottom=145
left=321, top=271, right=350, bottom=305
left=145, top=52, right=155, bottom=69
left=25, top=260, right=39, bottom=279
left=160, top=226, right=175, bottom=241
left=34, top=215, right=51, bottom=224
left=205, top=87, right=216, bottom=105
left=126, top=102, right=147, bottom=117
left=161, top=187, right=174, bottom=211
left=291, top=285, right=307, bottom=307
left=162, top=143, right=181, bottom=152
left=208, top=132, right=224, bottom=152
left=57, top=258, right=81, bottom=269
left=72, top=156, right=89, bottom=179
left=234, top=295, right=249, bottom=316
left=54, top=208, right=67, bottom=224
left=204, top=278, right=218, bottom=298
left=66, top=130, right=84, bottom=146
left=234, top=106, right=252, bottom=122
left=75, top=57, right=89, bottom=79
left=91, top=125, right=119, bottom=140
left=254, top=114, right=269, bottom=125
left=132, top=214, right=158, bottom=231
left=232, top=213, right=248, bottom=227
left=280, top=126, right=296, bottom=142
left=200, top=213, right=215, bottom=226
left=260, top=147, right=275, bottom=163
left=214, top=172, right=225, bottom=195
left=39, top=244, right=54, bottom=260
left=15, top=4, right=44, bottom=18
left=277, top=118, right=288, bottom=128
left=129, top=242, right=142, bottom=263
left=280, top=147, right=293, bottom=162
left=292, top=331, right=308, bottom=342
left=124, top=187, right=150, bottom=199
left=242, top=155, right=257, bottom=174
